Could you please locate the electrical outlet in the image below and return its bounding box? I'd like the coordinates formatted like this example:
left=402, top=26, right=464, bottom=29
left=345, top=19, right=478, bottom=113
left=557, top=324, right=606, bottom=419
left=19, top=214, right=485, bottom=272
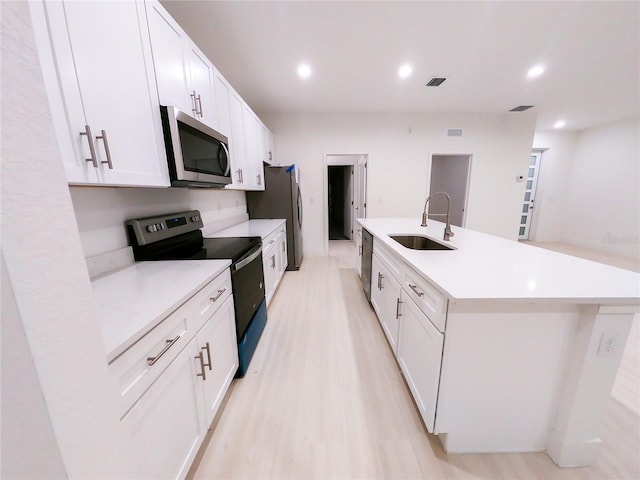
left=597, top=331, right=619, bottom=357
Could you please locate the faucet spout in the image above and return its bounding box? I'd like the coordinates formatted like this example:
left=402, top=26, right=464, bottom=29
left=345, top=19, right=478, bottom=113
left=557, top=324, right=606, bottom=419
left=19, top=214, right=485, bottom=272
left=421, top=191, right=455, bottom=241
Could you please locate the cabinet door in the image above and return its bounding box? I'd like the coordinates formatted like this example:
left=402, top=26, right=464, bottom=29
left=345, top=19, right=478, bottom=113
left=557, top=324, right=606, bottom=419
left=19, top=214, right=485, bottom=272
left=58, top=0, right=168, bottom=186
left=397, top=293, right=444, bottom=433
left=370, top=254, right=385, bottom=321
left=145, top=1, right=191, bottom=113
left=356, top=227, right=363, bottom=277
left=186, top=44, right=216, bottom=128
left=267, top=129, right=275, bottom=165
left=213, top=70, right=232, bottom=138
left=262, top=243, right=278, bottom=305
left=196, top=297, right=238, bottom=427
left=241, top=104, right=265, bottom=190
left=122, top=337, right=205, bottom=480
left=277, top=230, right=288, bottom=273
left=226, top=90, right=247, bottom=188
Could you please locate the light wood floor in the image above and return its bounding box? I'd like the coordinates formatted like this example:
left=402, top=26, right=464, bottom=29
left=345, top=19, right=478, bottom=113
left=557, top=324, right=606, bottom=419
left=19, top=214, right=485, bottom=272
left=192, top=241, right=639, bottom=479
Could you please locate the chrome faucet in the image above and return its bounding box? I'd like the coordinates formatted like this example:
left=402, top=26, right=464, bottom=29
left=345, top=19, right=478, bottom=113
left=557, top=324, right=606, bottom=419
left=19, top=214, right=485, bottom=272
left=421, top=191, right=455, bottom=241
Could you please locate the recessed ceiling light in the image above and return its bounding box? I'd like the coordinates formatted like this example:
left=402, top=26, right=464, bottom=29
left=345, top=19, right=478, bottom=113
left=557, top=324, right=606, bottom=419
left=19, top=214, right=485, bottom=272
left=297, top=64, right=311, bottom=79
left=527, top=64, right=545, bottom=79
left=398, top=64, right=413, bottom=79
left=554, top=120, right=566, bottom=129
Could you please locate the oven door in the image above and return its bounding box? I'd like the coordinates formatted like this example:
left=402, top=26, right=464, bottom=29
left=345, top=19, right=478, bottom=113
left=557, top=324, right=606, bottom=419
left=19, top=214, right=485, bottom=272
left=231, top=244, right=265, bottom=340
left=161, top=106, right=231, bottom=187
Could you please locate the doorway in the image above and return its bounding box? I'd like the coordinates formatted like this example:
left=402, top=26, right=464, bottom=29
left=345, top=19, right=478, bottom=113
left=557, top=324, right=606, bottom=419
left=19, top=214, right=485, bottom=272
left=328, top=165, right=352, bottom=240
left=429, top=154, right=471, bottom=227
left=325, top=154, right=368, bottom=247
left=518, top=151, right=542, bottom=239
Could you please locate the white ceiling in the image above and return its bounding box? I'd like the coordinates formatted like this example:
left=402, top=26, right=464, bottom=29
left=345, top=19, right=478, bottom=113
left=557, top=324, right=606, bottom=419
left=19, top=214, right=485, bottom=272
left=161, top=1, right=639, bottom=131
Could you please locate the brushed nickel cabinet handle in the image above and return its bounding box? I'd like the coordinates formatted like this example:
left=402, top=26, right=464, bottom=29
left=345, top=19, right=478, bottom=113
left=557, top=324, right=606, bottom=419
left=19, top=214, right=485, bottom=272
left=146, top=335, right=180, bottom=366
left=257, top=174, right=262, bottom=185
left=190, top=90, right=199, bottom=116
left=396, top=299, right=402, bottom=319
left=377, top=272, right=381, bottom=290
left=196, top=94, right=203, bottom=116
left=96, top=130, right=113, bottom=169
left=195, top=351, right=206, bottom=380
left=80, top=125, right=98, bottom=168
left=202, top=342, right=212, bottom=370
left=359, top=246, right=362, bottom=256
left=271, top=255, right=276, bottom=269
left=408, top=284, right=424, bottom=297
left=210, top=288, right=226, bottom=303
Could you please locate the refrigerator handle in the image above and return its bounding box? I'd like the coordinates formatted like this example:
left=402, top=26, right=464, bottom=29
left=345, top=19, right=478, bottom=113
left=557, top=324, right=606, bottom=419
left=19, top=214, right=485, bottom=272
left=297, top=187, right=303, bottom=228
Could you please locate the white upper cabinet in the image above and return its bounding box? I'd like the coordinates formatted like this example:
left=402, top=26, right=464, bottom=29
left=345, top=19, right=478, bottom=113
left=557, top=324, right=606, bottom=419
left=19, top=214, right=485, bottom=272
left=35, top=1, right=170, bottom=187
left=227, top=89, right=248, bottom=188
left=146, top=1, right=216, bottom=129
left=213, top=69, right=232, bottom=138
left=242, top=104, right=265, bottom=190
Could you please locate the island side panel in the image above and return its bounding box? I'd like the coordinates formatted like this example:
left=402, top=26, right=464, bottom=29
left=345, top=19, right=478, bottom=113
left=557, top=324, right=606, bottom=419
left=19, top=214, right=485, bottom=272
left=435, top=301, right=578, bottom=453
left=546, top=305, right=635, bottom=467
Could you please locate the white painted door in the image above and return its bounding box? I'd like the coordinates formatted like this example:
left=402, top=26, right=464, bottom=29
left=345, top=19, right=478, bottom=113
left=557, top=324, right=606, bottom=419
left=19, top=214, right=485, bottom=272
left=122, top=337, right=206, bottom=480
left=227, top=90, right=247, bottom=187
left=145, top=1, right=191, bottom=113
left=213, top=70, right=231, bottom=138
left=46, top=1, right=169, bottom=186
left=196, top=297, right=238, bottom=427
left=397, top=292, right=444, bottom=433
left=355, top=156, right=368, bottom=220
left=518, top=152, right=542, bottom=239
left=186, top=44, right=216, bottom=128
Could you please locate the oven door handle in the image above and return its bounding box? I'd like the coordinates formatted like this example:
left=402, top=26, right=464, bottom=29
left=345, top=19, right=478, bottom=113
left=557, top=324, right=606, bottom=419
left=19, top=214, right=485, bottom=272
left=234, top=245, right=262, bottom=271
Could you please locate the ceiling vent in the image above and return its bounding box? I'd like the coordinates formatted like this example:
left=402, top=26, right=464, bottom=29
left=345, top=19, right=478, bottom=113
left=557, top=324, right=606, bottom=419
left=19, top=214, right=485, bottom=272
left=509, top=105, right=535, bottom=112
left=447, top=128, right=463, bottom=137
left=426, top=77, right=446, bottom=87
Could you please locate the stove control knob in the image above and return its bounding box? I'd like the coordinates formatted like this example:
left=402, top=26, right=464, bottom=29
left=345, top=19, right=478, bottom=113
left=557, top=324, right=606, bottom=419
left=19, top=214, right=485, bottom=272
left=191, top=215, right=200, bottom=222
left=146, top=225, right=157, bottom=233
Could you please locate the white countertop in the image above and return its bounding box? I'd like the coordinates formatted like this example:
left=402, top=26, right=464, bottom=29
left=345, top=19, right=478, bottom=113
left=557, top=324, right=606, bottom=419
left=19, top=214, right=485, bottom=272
left=358, top=218, right=640, bottom=304
left=92, top=260, right=230, bottom=362
left=202, top=219, right=286, bottom=240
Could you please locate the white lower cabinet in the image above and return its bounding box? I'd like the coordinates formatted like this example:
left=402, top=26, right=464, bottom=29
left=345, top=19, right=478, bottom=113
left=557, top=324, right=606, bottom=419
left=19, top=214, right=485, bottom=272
left=396, top=291, right=444, bottom=433
left=196, top=296, right=239, bottom=426
left=115, top=270, right=237, bottom=480
left=370, top=253, right=402, bottom=354
left=262, top=223, right=287, bottom=306
left=122, top=336, right=205, bottom=480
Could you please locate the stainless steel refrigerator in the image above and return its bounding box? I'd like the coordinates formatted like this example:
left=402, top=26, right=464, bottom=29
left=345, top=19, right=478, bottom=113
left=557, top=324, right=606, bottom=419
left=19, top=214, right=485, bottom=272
left=247, top=165, right=303, bottom=270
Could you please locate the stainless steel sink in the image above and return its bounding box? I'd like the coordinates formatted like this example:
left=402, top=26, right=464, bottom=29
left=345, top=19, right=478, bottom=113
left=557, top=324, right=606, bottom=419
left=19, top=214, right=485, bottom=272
left=389, top=234, right=454, bottom=250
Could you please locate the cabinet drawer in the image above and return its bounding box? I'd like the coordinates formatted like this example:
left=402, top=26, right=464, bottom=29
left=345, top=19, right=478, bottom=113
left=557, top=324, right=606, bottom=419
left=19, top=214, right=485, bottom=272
left=404, top=267, right=448, bottom=332
left=109, top=304, right=191, bottom=417
left=262, top=229, right=278, bottom=251
left=185, top=268, right=232, bottom=333
left=374, top=239, right=404, bottom=283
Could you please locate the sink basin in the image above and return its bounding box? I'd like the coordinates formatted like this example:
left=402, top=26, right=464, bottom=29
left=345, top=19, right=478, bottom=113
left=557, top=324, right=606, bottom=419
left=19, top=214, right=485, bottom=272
left=389, top=234, right=454, bottom=251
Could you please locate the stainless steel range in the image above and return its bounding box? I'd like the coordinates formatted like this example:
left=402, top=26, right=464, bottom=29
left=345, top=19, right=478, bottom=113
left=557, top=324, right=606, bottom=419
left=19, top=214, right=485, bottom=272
left=126, top=210, right=267, bottom=377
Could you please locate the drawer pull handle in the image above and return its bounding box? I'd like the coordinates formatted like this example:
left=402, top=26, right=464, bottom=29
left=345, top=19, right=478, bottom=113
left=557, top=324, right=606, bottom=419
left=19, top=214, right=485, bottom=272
left=146, top=335, right=180, bottom=366
left=396, top=298, right=402, bottom=319
left=409, top=284, right=424, bottom=297
left=210, top=288, right=226, bottom=303
left=202, top=342, right=212, bottom=370
left=195, top=351, right=207, bottom=380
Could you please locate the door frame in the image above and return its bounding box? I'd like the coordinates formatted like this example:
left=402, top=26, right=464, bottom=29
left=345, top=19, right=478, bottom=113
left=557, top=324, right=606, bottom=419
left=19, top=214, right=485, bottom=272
left=428, top=153, right=472, bottom=227
left=323, top=153, right=368, bottom=253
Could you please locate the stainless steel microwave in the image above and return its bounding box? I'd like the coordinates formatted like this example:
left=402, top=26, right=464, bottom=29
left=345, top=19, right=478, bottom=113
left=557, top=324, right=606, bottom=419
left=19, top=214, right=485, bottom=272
left=160, top=105, right=231, bottom=188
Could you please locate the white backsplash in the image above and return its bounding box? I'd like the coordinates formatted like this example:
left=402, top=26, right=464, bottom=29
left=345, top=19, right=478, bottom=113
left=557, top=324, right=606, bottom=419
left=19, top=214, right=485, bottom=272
left=70, top=186, right=247, bottom=258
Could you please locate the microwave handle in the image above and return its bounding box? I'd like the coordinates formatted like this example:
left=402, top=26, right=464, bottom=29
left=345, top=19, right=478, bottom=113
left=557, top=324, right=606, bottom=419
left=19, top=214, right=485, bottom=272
left=221, top=143, right=230, bottom=176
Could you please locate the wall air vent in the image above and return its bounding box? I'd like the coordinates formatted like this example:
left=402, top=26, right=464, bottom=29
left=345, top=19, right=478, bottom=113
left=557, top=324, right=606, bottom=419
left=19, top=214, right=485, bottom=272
left=447, top=128, right=463, bottom=137
left=426, top=77, right=446, bottom=87
left=510, top=105, right=534, bottom=112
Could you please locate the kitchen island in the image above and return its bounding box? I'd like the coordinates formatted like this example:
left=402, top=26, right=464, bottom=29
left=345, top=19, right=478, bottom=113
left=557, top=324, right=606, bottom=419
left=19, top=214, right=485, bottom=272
left=356, top=218, right=639, bottom=467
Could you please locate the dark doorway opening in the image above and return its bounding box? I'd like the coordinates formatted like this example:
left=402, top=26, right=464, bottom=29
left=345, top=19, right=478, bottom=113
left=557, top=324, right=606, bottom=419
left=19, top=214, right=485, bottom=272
left=328, top=165, right=352, bottom=240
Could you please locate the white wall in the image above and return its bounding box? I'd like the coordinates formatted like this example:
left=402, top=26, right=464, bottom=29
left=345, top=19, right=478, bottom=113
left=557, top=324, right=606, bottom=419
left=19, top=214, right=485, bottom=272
left=1, top=2, right=139, bottom=477
left=533, top=118, right=640, bottom=258
left=69, top=186, right=246, bottom=258
left=262, top=112, right=536, bottom=253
